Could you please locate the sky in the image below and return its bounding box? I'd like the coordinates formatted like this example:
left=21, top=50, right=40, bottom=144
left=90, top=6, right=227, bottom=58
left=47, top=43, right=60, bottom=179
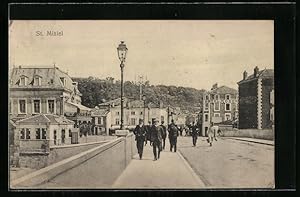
left=9, top=20, right=273, bottom=90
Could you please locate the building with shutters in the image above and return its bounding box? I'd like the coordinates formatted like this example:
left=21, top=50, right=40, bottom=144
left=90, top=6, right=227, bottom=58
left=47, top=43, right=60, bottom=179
left=201, top=84, right=238, bottom=136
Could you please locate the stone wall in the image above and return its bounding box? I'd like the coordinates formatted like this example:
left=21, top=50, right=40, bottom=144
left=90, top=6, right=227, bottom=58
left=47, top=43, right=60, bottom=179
left=221, top=129, right=274, bottom=140
left=12, top=133, right=137, bottom=188
left=238, top=79, right=258, bottom=129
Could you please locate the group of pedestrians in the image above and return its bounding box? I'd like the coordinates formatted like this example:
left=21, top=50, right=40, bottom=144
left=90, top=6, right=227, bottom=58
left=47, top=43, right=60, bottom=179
left=133, top=118, right=179, bottom=161
left=133, top=118, right=222, bottom=161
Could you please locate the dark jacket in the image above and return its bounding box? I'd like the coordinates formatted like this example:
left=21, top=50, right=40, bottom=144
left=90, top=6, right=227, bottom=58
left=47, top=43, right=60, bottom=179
left=168, top=123, right=179, bottom=139
left=133, top=125, right=147, bottom=141
left=191, top=125, right=199, bottom=136
left=161, top=124, right=167, bottom=139
left=150, top=125, right=163, bottom=143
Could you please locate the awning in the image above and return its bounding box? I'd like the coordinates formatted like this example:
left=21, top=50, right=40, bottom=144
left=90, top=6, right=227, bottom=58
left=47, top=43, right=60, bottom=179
left=66, top=102, right=91, bottom=111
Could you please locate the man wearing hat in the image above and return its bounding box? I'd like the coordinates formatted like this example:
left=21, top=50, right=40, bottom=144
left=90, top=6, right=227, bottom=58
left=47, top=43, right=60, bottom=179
left=150, top=118, right=163, bottom=161
left=133, top=119, right=147, bottom=159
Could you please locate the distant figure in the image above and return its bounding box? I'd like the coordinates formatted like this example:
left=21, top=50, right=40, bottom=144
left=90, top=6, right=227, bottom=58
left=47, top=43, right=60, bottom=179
left=179, top=126, right=183, bottom=136
left=150, top=119, right=163, bottom=161
left=133, top=119, right=147, bottom=159
left=207, top=122, right=218, bottom=146
left=160, top=121, right=167, bottom=150
left=168, top=119, right=179, bottom=152
left=191, top=122, right=199, bottom=147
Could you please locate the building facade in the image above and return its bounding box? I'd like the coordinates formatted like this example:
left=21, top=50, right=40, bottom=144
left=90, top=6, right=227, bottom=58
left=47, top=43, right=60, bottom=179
left=237, top=67, right=274, bottom=129
left=98, top=98, right=168, bottom=131
left=201, top=84, right=238, bottom=136
left=91, top=107, right=111, bottom=135
left=9, top=66, right=91, bottom=124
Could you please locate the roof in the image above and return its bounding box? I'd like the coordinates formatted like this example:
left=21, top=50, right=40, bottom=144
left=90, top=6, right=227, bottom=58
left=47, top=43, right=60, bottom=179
left=91, top=108, right=110, bottom=116
left=98, top=97, right=129, bottom=107
left=16, top=114, right=74, bottom=125
left=66, top=102, right=91, bottom=111
left=209, top=85, right=238, bottom=95
left=9, top=66, right=80, bottom=94
left=238, top=69, right=274, bottom=84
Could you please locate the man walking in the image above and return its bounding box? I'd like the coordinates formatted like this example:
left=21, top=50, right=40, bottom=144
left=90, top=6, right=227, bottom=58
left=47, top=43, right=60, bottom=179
left=207, top=122, right=218, bottom=146
left=150, top=119, right=163, bottom=161
left=191, top=121, right=199, bottom=147
left=144, top=121, right=152, bottom=146
left=133, top=119, right=147, bottom=159
left=168, top=119, right=179, bottom=152
left=160, top=121, right=167, bottom=150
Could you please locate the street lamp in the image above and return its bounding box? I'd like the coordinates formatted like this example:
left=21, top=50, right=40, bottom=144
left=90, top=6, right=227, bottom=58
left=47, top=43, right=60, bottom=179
left=142, top=95, right=146, bottom=123
left=117, top=41, right=128, bottom=130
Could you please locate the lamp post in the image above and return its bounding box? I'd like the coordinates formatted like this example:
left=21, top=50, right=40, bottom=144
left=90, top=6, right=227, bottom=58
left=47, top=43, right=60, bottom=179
left=142, top=95, right=146, bottom=123
left=117, top=41, right=128, bottom=130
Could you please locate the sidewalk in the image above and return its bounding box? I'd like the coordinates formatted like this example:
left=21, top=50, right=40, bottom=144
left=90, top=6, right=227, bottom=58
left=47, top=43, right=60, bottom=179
left=224, top=137, right=274, bottom=146
left=112, top=141, right=205, bottom=189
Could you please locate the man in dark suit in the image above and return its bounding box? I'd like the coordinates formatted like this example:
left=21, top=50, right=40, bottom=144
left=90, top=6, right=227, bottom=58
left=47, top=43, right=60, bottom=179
left=160, top=121, right=167, bottom=150
left=133, top=119, right=147, bottom=159
left=144, top=121, right=152, bottom=146
left=191, top=121, right=199, bottom=147
left=150, top=119, right=163, bottom=161
left=168, top=119, right=179, bottom=152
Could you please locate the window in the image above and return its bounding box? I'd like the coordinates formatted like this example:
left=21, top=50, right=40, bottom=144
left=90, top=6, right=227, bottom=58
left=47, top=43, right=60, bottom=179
left=34, top=76, right=41, bottom=86
left=53, top=130, right=57, bottom=145
left=140, top=111, right=143, bottom=115
left=205, top=102, right=209, bottom=111
left=225, top=113, right=231, bottom=121
left=69, top=129, right=72, bottom=137
left=61, top=129, right=65, bottom=144
left=205, top=95, right=210, bottom=100
left=48, top=100, right=55, bottom=114
left=60, top=77, right=65, bottom=86
left=225, top=103, right=231, bottom=111
left=214, top=94, right=219, bottom=100
left=131, top=111, right=135, bottom=115
left=205, top=114, right=209, bottom=122
left=50, top=79, right=54, bottom=84
left=214, top=113, right=220, bottom=117
left=226, top=94, right=231, bottom=100
left=26, top=128, right=31, bottom=139
left=19, top=99, right=26, bottom=114
left=116, top=111, right=120, bottom=116
left=9, top=99, right=12, bottom=114
left=161, top=116, right=164, bottom=122
left=36, top=128, right=41, bottom=139
left=33, top=99, right=41, bottom=114
left=131, top=118, right=136, bottom=125
left=97, top=117, right=103, bottom=125
left=115, top=118, right=120, bottom=125
left=20, top=77, right=27, bottom=86
left=214, top=102, right=220, bottom=111
left=20, top=128, right=25, bottom=139
left=42, top=128, right=47, bottom=139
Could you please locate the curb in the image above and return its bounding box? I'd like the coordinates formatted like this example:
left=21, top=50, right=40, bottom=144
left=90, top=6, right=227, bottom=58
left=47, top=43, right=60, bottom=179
left=225, top=137, right=274, bottom=146
left=177, top=151, right=206, bottom=188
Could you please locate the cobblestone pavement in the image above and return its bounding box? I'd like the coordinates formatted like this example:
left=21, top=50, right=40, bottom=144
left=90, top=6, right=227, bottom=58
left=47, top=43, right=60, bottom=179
left=177, top=136, right=274, bottom=188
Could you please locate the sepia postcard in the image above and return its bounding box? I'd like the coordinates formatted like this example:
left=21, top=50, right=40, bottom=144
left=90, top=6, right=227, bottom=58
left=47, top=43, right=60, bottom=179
left=8, top=20, right=275, bottom=190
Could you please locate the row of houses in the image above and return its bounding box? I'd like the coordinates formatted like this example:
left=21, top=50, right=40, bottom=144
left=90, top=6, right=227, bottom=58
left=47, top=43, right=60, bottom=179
left=9, top=66, right=184, bottom=148
left=198, top=66, right=274, bottom=136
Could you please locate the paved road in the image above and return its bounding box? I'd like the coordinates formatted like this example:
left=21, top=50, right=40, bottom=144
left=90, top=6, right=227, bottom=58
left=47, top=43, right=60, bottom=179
left=177, top=136, right=274, bottom=188
left=112, top=141, right=205, bottom=189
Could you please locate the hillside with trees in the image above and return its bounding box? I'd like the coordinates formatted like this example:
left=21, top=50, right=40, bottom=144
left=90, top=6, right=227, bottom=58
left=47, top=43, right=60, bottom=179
left=72, top=76, right=206, bottom=113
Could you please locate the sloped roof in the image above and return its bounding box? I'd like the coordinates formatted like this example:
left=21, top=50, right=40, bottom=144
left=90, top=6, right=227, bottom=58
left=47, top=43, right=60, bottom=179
left=238, top=69, right=274, bottom=84
left=10, top=66, right=79, bottom=93
left=66, top=102, right=91, bottom=111
left=210, top=85, right=238, bottom=95
left=98, top=97, right=129, bottom=106
left=16, top=114, right=74, bottom=125
left=91, top=108, right=110, bottom=116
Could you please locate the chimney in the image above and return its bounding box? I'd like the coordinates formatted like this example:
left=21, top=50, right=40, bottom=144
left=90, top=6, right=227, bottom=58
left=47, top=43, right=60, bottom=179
left=254, top=66, right=259, bottom=77
left=243, top=71, right=248, bottom=80
left=211, top=83, right=218, bottom=90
